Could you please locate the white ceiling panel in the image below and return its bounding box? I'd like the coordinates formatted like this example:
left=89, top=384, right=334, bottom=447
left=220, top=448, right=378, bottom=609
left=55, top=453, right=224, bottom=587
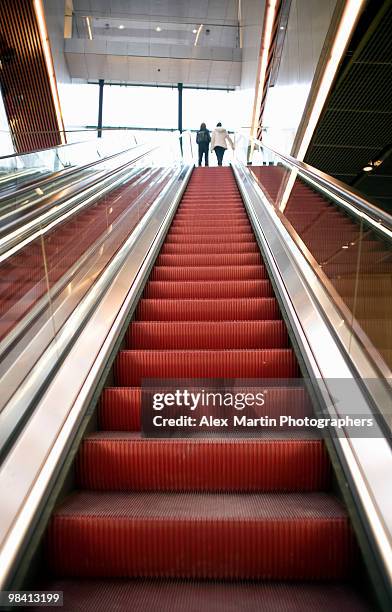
left=73, top=0, right=238, bottom=25
left=188, top=0, right=209, bottom=20
left=65, top=50, right=241, bottom=87
left=169, top=58, right=191, bottom=82
left=65, top=53, right=88, bottom=78
left=188, top=60, right=211, bottom=85
left=85, top=53, right=108, bottom=79
left=106, top=54, right=128, bottom=80
left=107, top=41, right=128, bottom=55
left=127, top=42, right=150, bottom=57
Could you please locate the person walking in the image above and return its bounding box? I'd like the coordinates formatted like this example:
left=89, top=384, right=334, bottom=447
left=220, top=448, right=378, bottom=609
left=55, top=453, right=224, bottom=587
left=210, top=122, right=234, bottom=166
left=196, top=122, right=211, bottom=166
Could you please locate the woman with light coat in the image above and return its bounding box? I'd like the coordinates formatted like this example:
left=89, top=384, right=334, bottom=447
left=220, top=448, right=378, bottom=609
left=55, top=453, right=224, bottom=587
left=210, top=122, right=234, bottom=166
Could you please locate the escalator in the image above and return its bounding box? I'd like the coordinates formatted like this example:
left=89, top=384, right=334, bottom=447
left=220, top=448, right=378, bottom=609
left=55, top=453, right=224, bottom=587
left=250, top=166, right=392, bottom=371
left=0, top=168, right=158, bottom=340
left=27, top=167, right=374, bottom=610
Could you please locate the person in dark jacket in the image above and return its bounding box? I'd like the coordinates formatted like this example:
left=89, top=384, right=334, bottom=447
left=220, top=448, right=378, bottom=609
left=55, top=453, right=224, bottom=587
left=196, top=122, right=211, bottom=166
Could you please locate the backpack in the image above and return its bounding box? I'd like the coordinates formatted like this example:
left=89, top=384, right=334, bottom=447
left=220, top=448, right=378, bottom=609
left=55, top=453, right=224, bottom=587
left=197, top=130, right=210, bottom=144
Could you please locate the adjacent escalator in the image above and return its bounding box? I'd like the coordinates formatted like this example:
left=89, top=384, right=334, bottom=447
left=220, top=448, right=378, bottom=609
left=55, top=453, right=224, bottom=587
left=251, top=166, right=392, bottom=370
left=31, top=167, right=372, bottom=610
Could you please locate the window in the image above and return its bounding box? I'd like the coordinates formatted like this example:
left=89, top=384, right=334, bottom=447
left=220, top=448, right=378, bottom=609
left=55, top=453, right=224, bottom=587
left=103, top=86, right=177, bottom=129
left=183, top=88, right=236, bottom=131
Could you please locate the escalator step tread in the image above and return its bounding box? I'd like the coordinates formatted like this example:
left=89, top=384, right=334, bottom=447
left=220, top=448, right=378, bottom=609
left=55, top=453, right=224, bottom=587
left=76, top=433, right=331, bottom=492
left=115, top=349, right=300, bottom=385
left=135, top=297, right=279, bottom=320
left=127, top=320, right=288, bottom=349
left=47, top=492, right=356, bottom=580
left=98, top=386, right=313, bottom=432
left=143, top=279, right=272, bottom=298
left=29, top=579, right=372, bottom=612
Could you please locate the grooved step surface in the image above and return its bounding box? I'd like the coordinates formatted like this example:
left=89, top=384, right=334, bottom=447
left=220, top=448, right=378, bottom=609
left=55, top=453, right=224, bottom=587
left=164, top=233, right=255, bottom=244
left=76, top=433, right=331, bottom=492
left=156, top=253, right=261, bottom=266
left=98, top=386, right=314, bottom=432
left=135, top=298, right=279, bottom=320
left=47, top=492, right=355, bottom=580
left=143, top=279, right=273, bottom=299
left=160, top=242, right=259, bottom=254
left=150, top=265, right=266, bottom=281
left=30, top=579, right=372, bottom=612
left=128, top=321, right=288, bottom=349
left=115, top=349, right=300, bottom=386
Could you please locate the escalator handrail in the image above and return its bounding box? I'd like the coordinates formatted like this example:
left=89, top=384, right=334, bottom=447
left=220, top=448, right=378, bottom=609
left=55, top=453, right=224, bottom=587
left=0, top=146, right=160, bottom=261
left=0, top=127, right=138, bottom=161
left=0, top=142, right=146, bottom=205
left=240, top=133, right=392, bottom=238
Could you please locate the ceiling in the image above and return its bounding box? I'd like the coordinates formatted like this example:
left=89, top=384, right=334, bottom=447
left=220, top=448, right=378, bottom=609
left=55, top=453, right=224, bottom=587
left=304, top=0, right=392, bottom=213
left=65, top=0, right=241, bottom=87
left=71, top=0, right=238, bottom=25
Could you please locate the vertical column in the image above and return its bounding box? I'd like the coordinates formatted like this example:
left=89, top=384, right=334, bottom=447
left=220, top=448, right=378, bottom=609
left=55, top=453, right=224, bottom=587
left=178, top=82, right=183, bottom=154
left=0, top=0, right=65, bottom=153
left=97, top=79, right=104, bottom=138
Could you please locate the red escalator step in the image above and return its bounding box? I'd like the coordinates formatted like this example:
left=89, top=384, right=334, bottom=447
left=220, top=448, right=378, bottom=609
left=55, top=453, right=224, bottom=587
left=128, top=320, right=288, bottom=349
left=156, top=253, right=261, bottom=267
left=135, top=298, right=279, bottom=321
left=167, top=225, right=251, bottom=235
left=99, top=387, right=141, bottom=431
left=98, top=386, right=314, bottom=432
left=164, top=233, right=255, bottom=244
left=150, top=266, right=267, bottom=281
left=115, top=349, right=299, bottom=386
left=30, top=578, right=372, bottom=612
left=76, top=433, right=331, bottom=492
left=143, top=279, right=273, bottom=299
left=174, top=212, right=248, bottom=219
left=47, top=491, right=356, bottom=580
left=160, top=242, right=259, bottom=254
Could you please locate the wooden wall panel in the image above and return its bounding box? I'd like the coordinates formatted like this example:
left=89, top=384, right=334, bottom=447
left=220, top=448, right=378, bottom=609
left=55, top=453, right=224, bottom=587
left=0, top=0, right=64, bottom=153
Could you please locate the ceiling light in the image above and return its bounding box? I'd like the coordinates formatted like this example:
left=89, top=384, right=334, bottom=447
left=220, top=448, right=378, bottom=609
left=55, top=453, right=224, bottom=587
left=342, top=245, right=349, bottom=249
left=363, top=164, right=373, bottom=172
left=118, top=24, right=125, bottom=30
left=192, top=28, right=197, bottom=34
left=373, top=159, right=382, bottom=167
left=194, top=24, right=204, bottom=46
left=85, top=16, right=93, bottom=40
left=280, top=26, right=285, bottom=30
left=156, top=26, right=162, bottom=32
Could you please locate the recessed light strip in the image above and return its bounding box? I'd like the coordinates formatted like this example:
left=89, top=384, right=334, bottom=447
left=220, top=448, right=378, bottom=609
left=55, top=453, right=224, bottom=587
left=194, top=23, right=203, bottom=47
left=33, top=0, right=66, bottom=145
left=249, top=0, right=278, bottom=154
left=85, top=16, right=93, bottom=40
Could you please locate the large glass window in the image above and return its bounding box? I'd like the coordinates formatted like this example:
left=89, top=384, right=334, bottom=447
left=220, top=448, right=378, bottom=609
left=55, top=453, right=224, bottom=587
left=182, top=89, right=237, bottom=132
left=60, top=83, right=99, bottom=129
left=103, top=86, right=177, bottom=129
